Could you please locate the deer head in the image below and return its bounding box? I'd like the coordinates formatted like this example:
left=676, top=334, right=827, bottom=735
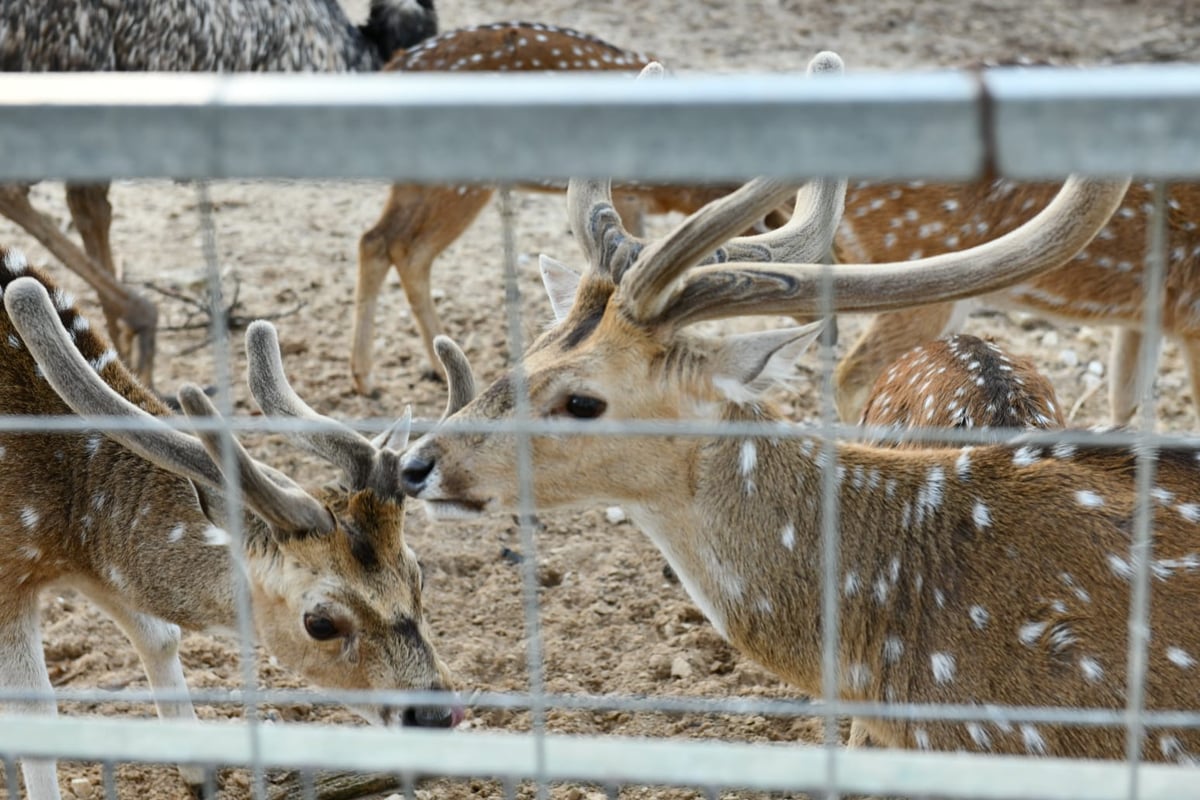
left=399, top=55, right=1128, bottom=516
left=2, top=274, right=459, bottom=728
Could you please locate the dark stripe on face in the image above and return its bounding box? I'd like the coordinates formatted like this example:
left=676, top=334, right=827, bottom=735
left=561, top=304, right=605, bottom=350
left=348, top=528, right=380, bottom=571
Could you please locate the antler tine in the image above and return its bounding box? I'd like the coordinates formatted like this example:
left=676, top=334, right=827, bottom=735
left=434, top=335, right=476, bottom=419
left=3, top=277, right=224, bottom=490
left=244, top=321, right=381, bottom=490
left=656, top=175, right=1130, bottom=329
left=566, top=62, right=666, bottom=280
left=176, top=385, right=335, bottom=535
left=621, top=50, right=847, bottom=323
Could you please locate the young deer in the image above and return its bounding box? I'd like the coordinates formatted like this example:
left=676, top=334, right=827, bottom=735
left=399, top=58, right=1200, bottom=764
left=352, top=21, right=756, bottom=394
left=859, top=333, right=1064, bottom=446
left=0, top=250, right=460, bottom=800
left=832, top=179, right=1200, bottom=425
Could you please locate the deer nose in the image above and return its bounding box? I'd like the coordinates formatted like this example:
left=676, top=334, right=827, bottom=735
left=400, top=453, right=435, bottom=495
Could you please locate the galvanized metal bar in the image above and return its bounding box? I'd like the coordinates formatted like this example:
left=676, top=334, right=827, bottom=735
left=3, top=70, right=979, bottom=181
left=0, top=716, right=1195, bottom=799
left=986, top=66, right=1200, bottom=178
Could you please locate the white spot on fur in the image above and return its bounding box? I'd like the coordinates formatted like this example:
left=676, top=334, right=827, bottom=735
left=874, top=578, right=889, bottom=605
left=739, top=440, right=756, bottom=476
left=1021, top=724, right=1047, bottom=755
left=966, top=722, right=991, bottom=750
left=168, top=524, right=186, bottom=543
left=883, top=636, right=904, bottom=664
left=1012, top=446, right=1040, bottom=467
left=1080, top=656, right=1104, bottom=682
left=1075, top=490, right=1105, bottom=508
left=955, top=448, right=972, bottom=480
left=931, top=652, right=956, bottom=683
left=969, top=605, right=989, bottom=629
left=1167, top=646, right=1196, bottom=669
left=20, top=507, right=38, bottom=530
left=1019, top=621, right=1048, bottom=646
left=973, top=501, right=991, bottom=529
left=846, top=662, right=871, bottom=691
left=914, top=727, right=931, bottom=750
left=3, top=250, right=28, bottom=274
left=1108, top=553, right=1134, bottom=580
left=843, top=570, right=860, bottom=597
left=203, top=526, right=231, bottom=546
left=780, top=523, right=795, bottom=551
left=1177, top=503, right=1200, bottom=523
left=91, top=349, right=118, bottom=372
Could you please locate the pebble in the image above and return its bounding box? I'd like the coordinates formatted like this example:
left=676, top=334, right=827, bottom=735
left=69, top=778, right=94, bottom=800
left=1060, top=349, right=1079, bottom=367
left=1087, top=360, right=1104, bottom=376
left=1041, top=330, right=1059, bottom=348
left=670, top=655, right=693, bottom=679
left=605, top=506, right=627, bottom=525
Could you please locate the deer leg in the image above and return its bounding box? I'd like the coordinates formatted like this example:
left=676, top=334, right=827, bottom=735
left=64, top=183, right=125, bottom=345
left=0, top=184, right=158, bottom=385
left=85, top=594, right=205, bottom=791
left=612, top=194, right=647, bottom=238
left=352, top=223, right=397, bottom=397
left=352, top=184, right=492, bottom=393
left=0, top=598, right=60, bottom=800
left=1107, top=326, right=1150, bottom=426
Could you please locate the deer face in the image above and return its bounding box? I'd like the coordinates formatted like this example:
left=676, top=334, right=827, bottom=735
left=249, top=489, right=458, bottom=727
left=401, top=272, right=823, bottom=516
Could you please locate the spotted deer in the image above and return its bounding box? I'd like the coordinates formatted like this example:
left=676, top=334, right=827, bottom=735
left=400, top=56, right=1200, bottom=763
left=353, top=21, right=761, bottom=394
left=0, top=250, right=460, bottom=800
left=832, top=179, right=1200, bottom=425
left=859, top=333, right=1065, bottom=446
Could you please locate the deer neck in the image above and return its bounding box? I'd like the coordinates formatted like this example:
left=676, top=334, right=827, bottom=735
left=626, top=403, right=957, bottom=701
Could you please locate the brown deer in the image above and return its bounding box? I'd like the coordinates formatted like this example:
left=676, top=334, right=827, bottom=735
left=832, top=179, right=1200, bottom=426
left=859, top=333, right=1065, bottom=446
left=398, top=58, right=1199, bottom=765
left=0, top=249, right=460, bottom=800
left=352, top=21, right=762, bottom=394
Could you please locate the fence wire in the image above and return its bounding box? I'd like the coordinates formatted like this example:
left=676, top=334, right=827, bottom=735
left=0, top=69, right=1198, bottom=800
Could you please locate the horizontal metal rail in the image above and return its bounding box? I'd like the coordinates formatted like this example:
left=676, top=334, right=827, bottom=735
left=1, top=64, right=1198, bottom=181
left=0, top=715, right=1196, bottom=799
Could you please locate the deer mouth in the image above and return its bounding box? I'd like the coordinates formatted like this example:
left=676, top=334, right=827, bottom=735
left=421, top=498, right=488, bottom=520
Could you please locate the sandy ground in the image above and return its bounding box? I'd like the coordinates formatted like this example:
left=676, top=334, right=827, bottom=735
left=2, top=0, right=1199, bottom=797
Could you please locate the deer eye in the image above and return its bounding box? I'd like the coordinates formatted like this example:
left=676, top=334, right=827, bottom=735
left=565, top=394, right=607, bottom=419
left=303, top=612, right=340, bottom=641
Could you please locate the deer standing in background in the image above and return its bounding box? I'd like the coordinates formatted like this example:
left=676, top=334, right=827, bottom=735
left=859, top=333, right=1064, bottom=445
left=0, top=250, right=459, bottom=800
left=833, top=179, right=1200, bottom=426
left=352, top=22, right=759, bottom=394
left=399, top=57, right=1199, bottom=764
left=0, top=0, right=440, bottom=385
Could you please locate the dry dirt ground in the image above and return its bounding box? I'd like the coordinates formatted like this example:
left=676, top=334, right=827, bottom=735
left=2, top=0, right=1199, bottom=798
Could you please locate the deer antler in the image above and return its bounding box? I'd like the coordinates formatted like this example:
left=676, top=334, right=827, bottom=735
left=650, top=175, right=1129, bottom=329
left=2, top=277, right=334, bottom=535
left=434, top=335, right=476, bottom=419
left=245, top=321, right=408, bottom=498
left=567, top=53, right=848, bottom=292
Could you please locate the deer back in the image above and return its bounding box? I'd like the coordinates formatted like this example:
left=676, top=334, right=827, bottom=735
left=859, top=333, right=1064, bottom=445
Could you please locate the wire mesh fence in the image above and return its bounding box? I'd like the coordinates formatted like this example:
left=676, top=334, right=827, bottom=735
left=0, top=65, right=1198, bottom=800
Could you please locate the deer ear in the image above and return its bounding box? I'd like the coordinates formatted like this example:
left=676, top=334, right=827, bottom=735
left=539, top=254, right=582, bottom=322
left=711, top=323, right=824, bottom=401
